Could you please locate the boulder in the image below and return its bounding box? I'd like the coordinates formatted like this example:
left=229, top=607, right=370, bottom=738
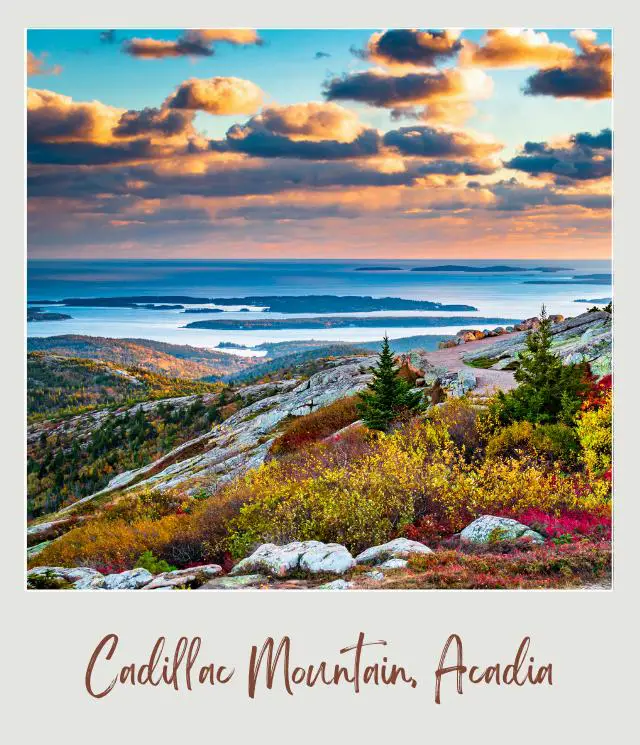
left=355, top=537, right=433, bottom=566
left=380, top=558, right=409, bottom=569
left=103, top=568, right=153, bottom=590
left=143, top=564, right=222, bottom=590
left=27, top=566, right=105, bottom=589
left=459, top=516, right=544, bottom=544
left=315, top=579, right=353, bottom=590
left=230, top=541, right=355, bottom=578
left=198, top=574, right=269, bottom=590
left=549, top=314, right=564, bottom=323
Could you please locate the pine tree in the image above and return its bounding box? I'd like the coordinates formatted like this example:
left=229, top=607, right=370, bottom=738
left=357, top=335, right=423, bottom=431
left=495, top=305, right=587, bottom=424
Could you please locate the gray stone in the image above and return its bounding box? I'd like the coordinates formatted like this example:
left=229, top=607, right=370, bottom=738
left=315, top=579, right=353, bottom=590
left=103, top=568, right=153, bottom=590
left=198, top=574, right=269, bottom=590
left=379, top=558, right=408, bottom=569
left=27, top=566, right=105, bottom=589
left=459, top=515, right=544, bottom=544
left=230, top=541, right=355, bottom=578
left=142, top=564, right=222, bottom=590
left=355, top=537, right=433, bottom=566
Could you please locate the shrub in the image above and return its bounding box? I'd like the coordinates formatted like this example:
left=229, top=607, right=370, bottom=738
left=399, top=541, right=611, bottom=589
left=30, top=515, right=185, bottom=572
left=27, top=570, right=73, bottom=590
left=486, top=421, right=535, bottom=460
left=227, top=418, right=609, bottom=555
left=269, top=395, right=360, bottom=456
left=486, top=421, right=580, bottom=469
left=531, top=423, right=581, bottom=469
left=513, top=508, right=611, bottom=542
left=427, top=397, right=483, bottom=457
left=135, top=550, right=176, bottom=574
left=576, top=392, right=612, bottom=476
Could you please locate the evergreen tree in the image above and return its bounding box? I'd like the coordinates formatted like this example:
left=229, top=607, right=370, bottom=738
left=495, top=305, right=588, bottom=425
left=357, top=335, right=423, bottom=431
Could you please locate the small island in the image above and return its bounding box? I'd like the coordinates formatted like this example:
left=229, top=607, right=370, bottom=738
left=354, top=266, right=404, bottom=271
left=410, top=265, right=574, bottom=273
left=185, top=315, right=520, bottom=331
left=27, top=308, right=72, bottom=322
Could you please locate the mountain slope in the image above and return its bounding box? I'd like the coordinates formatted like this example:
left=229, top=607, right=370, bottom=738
left=27, top=335, right=257, bottom=379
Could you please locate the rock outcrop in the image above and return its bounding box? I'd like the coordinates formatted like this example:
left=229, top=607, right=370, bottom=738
left=459, top=516, right=544, bottom=544
left=53, top=357, right=373, bottom=514
left=229, top=541, right=356, bottom=578
left=462, top=311, right=611, bottom=377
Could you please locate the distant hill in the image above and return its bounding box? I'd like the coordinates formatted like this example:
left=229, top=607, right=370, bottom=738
left=27, top=352, right=221, bottom=420
left=26, top=335, right=257, bottom=380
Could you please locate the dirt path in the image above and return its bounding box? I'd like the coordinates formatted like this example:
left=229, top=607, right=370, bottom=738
left=422, top=332, right=520, bottom=396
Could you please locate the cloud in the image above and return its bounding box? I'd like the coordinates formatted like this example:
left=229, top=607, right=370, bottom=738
left=222, top=122, right=380, bottom=160
left=359, top=29, right=462, bottom=69
left=27, top=88, right=206, bottom=165
left=166, top=77, right=264, bottom=115
left=523, top=30, right=611, bottom=99
left=113, top=107, right=195, bottom=137
left=505, top=128, right=612, bottom=181
left=123, top=29, right=261, bottom=58
left=250, top=102, right=365, bottom=142
left=314, top=51, right=331, bottom=59
left=461, top=29, right=574, bottom=69
left=27, top=51, right=62, bottom=76
left=488, top=179, right=611, bottom=212
left=383, top=124, right=502, bottom=159
left=324, top=67, right=492, bottom=109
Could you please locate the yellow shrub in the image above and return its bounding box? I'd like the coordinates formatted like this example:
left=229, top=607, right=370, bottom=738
left=227, top=418, right=607, bottom=554
left=31, top=515, right=184, bottom=571
left=576, top=393, right=612, bottom=476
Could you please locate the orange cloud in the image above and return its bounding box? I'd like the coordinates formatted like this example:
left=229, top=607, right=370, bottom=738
left=255, top=102, right=365, bottom=142
left=523, top=30, right=612, bottom=99
left=27, top=51, right=62, bottom=76
left=461, top=29, right=574, bottom=69
left=166, top=77, right=264, bottom=115
left=123, top=29, right=261, bottom=58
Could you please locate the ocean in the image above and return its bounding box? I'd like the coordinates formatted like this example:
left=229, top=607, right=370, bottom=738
left=27, top=259, right=612, bottom=354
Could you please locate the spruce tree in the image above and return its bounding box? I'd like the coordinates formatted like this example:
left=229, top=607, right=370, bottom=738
left=357, top=335, right=423, bottom=431
left=496, top=305, right=587, bottom=424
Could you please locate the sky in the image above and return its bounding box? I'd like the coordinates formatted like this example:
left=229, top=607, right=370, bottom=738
left=26, top=28, right=612, bottom=259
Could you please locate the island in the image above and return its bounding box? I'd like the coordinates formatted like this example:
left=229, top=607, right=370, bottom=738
left=51, top=295, right=478, bottom=313
left=184, top=315, right=520, bottom=331
left=410, top=265, right=573, bottom=273
left=27, top=308, right=72, bottom=322
left=524, top=274, right=611, bottom=285
left=575, top=297, right=612, bottom=304
left=354, top=266, right=404, bottom=271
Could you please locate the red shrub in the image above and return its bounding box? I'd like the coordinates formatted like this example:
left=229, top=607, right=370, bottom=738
left=580, top=372, right=612, bottom=411
left=513, top=508, right=611, bottom=541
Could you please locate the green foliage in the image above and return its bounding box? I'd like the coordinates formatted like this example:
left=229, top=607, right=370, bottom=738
left=27, top=352, right=221, bottom=421
left=135, top=550, right=176, bottom=574
left=27, top=570, right=72, bottom=590
left=493, top=306, right=588, bottom=425
left=486, top=420, right=580, bottom=468
left=27, top=394, right=227, bottom=517
left=357, top=335, right=423, bottom=431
